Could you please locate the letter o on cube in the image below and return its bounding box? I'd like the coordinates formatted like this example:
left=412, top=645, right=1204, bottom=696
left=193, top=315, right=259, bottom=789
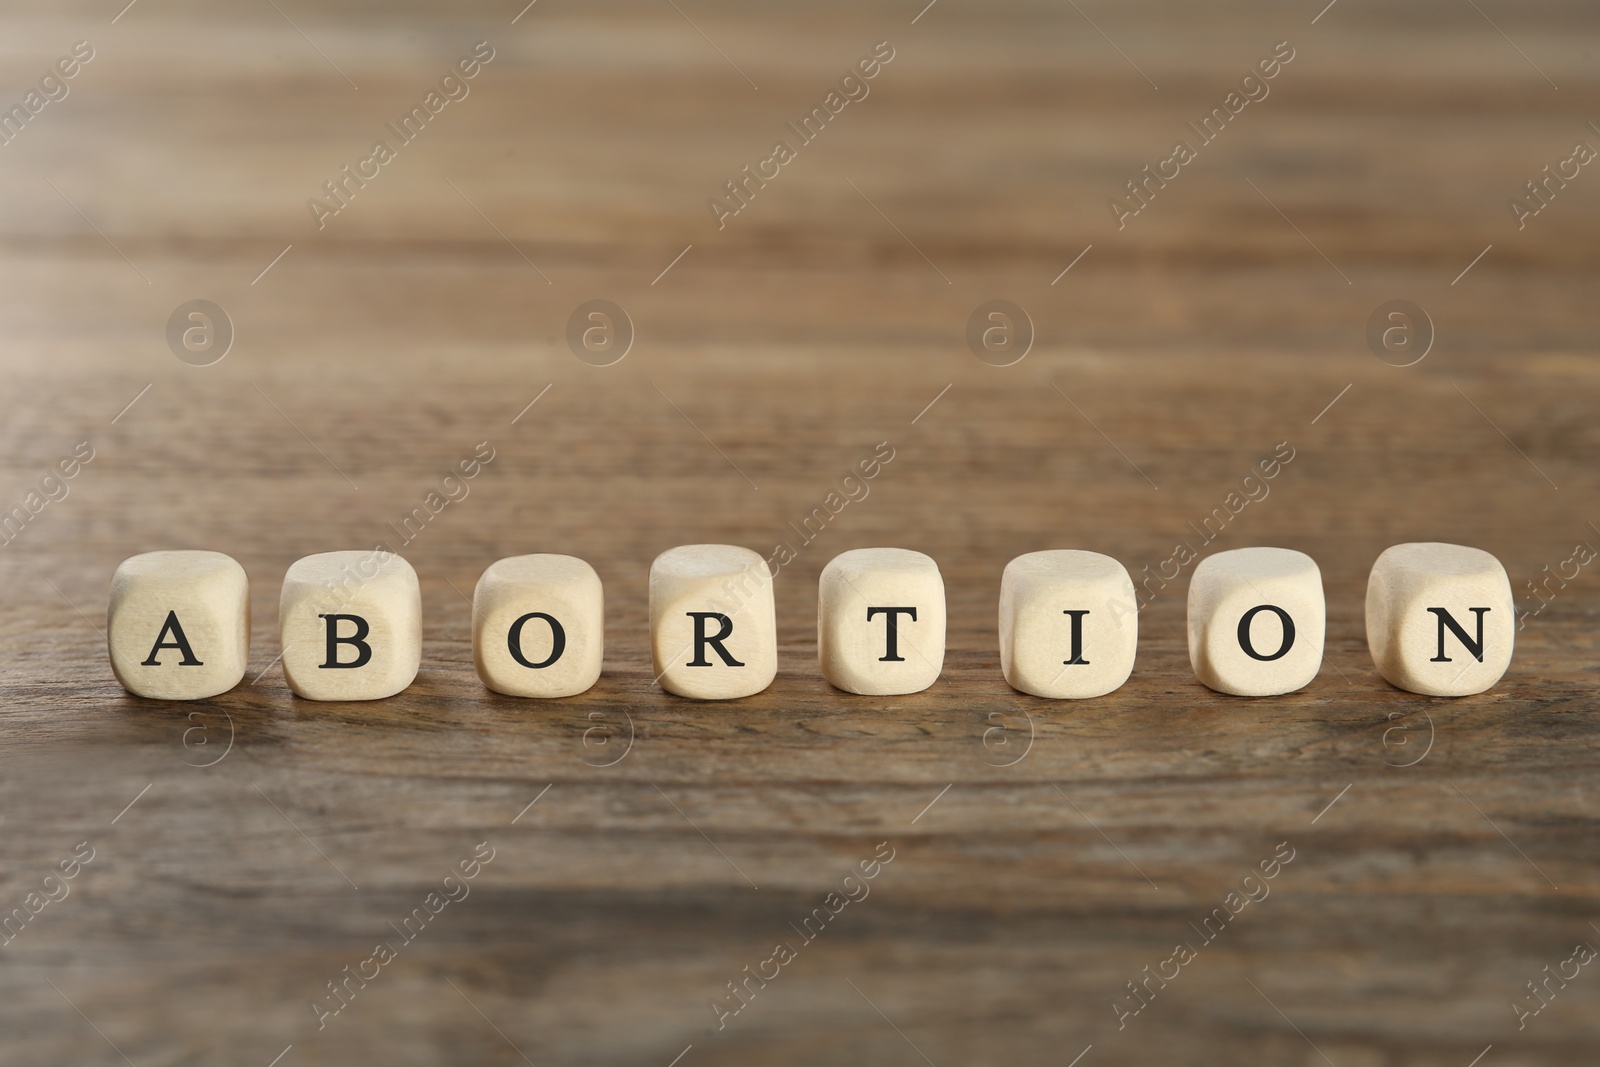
left=108, top=550, right=249, bottom=699
left=280, top=550, right=421, bottom=701
left=1366, top=542, right=1513, bottom=696
left=818, top=548, right=945, bottom=695
left=473, top=554, right=602, bottom=697
left=649, top=545, right=776, bottom=700
left=1000, top=549, right=1136, bottom=698
left=1187, top=547, right=1324, bottom=696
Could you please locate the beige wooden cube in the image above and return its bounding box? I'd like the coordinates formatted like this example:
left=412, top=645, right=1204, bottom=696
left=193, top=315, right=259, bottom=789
left=280, top=550, right=421, bottom=701
left=818, top=548, right=946, bottom=695
left=649, top=545, right=776, bottom=700
left=1188, top=547, right=1324, bottom=696
left=473, top=554, right=603, bottom=698
left=1366, top=542, right=1514, bottom=696
left=107, top=550, right=249, bottom=700
left=999, top=550, right=1136, bottom=699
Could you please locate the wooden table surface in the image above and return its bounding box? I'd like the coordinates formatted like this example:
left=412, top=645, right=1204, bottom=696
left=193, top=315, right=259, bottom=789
left=2, top=1, right=1598, bottom=1064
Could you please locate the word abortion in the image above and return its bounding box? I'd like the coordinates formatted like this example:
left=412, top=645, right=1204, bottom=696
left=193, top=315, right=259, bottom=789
left=106, top=538, right=1520, bottom=705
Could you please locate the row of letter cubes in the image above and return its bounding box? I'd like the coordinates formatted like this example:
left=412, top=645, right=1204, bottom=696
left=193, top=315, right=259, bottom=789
left=108, top=542, right=1514, bottom=702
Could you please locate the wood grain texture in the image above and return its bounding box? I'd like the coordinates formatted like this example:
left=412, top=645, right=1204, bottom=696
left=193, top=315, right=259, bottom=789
left=2, top=1, right=1598, bottom=1064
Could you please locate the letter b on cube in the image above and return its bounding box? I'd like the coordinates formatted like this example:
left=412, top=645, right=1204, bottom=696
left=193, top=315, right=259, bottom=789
left=1188, top=547, right=1324, bottom=696
left=280, top=551, right=421, bottom=701
left=650, top=545, right=776, bottom=700
left=473, top=554, right=602, bottom=697
left=1366, top=542, right=1513, bottom=696
left=108, top=550, right=249, bottom=699
left=818, top=548, right=945, bottom=695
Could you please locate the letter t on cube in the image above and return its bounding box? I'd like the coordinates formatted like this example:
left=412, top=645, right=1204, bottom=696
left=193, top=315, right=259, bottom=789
left=1000, top=550, right=1136, bottom=698
left=280, top=551, right=421, bottom=701
left=1366, top=542, right=1513, bottom=696
left=650, top=545, right=776, bottom=700
left=108, top=550, right=249, bottom=699
left=818, top=548, right=946, bottom=695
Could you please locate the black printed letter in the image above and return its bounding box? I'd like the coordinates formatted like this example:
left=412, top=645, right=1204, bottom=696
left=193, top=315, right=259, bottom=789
left=866, top=606, right=917, bottom=662
left=686, top=612, right=743, bottom=667
left=508, top=612, right=565, bottom=669
left=140, top=610, right=203, bottom=666
left=319, top=613, right=373, bottom=669
left=1427, top=607, right=1489, bottom=662
left=1237, top=605, right=1295, bottom=661
left=1063, top=610, right=1090, bottom=665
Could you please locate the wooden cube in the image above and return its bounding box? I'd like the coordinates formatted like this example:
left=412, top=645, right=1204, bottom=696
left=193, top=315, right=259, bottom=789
left=473, top=554, right=603, bottom=698
left=280, top=550, right=421, bottom=701
left=108, top=550, right=249, bottom=700
left=818, top=548, right=945, bottom=695
left=1187, top=547, right=1324, bottom=696
left=649, top=545, right=776, bottom=700
left=1366, top=542, right=1514, bottom=696
left=999, top=549, right=1136, bottom=698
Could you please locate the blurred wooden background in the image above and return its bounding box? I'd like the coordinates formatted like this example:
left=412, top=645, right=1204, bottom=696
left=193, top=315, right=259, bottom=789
left=1, top=0, right=1598, bottom=1063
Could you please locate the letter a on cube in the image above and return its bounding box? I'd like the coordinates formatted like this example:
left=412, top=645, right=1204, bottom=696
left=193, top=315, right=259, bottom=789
left=818, top=548, right=946, bottom=695
left=108, top=550, right=249, bottom=699
left=1188, top=547, right=1324, bottom=696
left=1000, top=550, right=1136, bottom=698
left=1366, top=542, right=1513, bottom=696
left=473, top=554, right=603, bottom=697
left=650, top=545, right=776, bottom=700
left=280, top=551, right=421, bottom=701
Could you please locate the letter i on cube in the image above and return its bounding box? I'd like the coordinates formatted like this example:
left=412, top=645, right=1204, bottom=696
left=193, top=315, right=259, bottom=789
left=108, top=550, right=249, bottom=699
left=999, top=550, right=1137, bottom=698
left=1187, top=547, right=1324, bottom=696
left=1366, top=542, right=1513, bottom=696
left=473, top=554, right=603, bottom=697
left=280, top=551, right=421, bottom=701
left=650, top=545, right=776, bottom=700
left=818, top=548, right=946, bottom=695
